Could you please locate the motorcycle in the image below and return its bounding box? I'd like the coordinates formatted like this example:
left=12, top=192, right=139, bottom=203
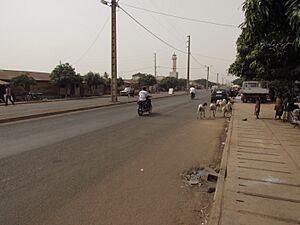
left=190, top=92, right=195, bottom=100
left=137, top=96, right=152, bottom=116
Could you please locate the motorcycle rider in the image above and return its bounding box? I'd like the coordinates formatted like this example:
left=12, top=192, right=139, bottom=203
left=138, top=87, right=152, bottom=109
left=189, top=86, right=196, bottom=99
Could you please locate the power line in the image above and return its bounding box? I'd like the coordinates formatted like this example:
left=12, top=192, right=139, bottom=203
left=192, top=53, right=232, bottom=62
left=74, top=16, right=110, bottom=65
left=118, top=5, right=218, bottom=77
left=120, top=3, right=239, bottom=29
left=119, top=66, right=154, bottom=73
left=190, top=54, right=206, bottom=67
left=158, top=66, right=203, bottom=70
left=118, top=6, right=187, bottom=54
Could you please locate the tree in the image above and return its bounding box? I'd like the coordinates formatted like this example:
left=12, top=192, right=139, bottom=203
left=117, top=77, right=124, bottom=88
left=158, top=77, right=178, bottom=90
left=50, top=63, right=81, bottom=97
left=178, top=78, right=187, bottom=90
left=102, top=72, right=111, bottom=94
left=193, top=79, right=216, bottom=88
left=229, top=0, right=300, bottom=84
left=232, top=78, right=245, bottom=86
left=84, top=72, right=105, bottom=95
left=286, top=0, right=300, bottom=47
left=132, top=72, right=145, bottom=80
left=10, top=72, right=36, bottom=91
left=138, top=74, right=157, bottom=87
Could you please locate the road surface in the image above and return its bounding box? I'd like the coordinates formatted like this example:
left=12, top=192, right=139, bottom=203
left=0, top=92, right=226, bottom=225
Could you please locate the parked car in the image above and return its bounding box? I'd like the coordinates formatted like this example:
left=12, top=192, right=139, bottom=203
left=120, top=87, right=134, bottom=96
left=211, top=89, right=229, bottom=102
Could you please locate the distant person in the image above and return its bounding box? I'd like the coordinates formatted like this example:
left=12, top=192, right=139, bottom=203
left=138, top=87, right=151, bottom=108
left=254, top=98, right=261, bottom=119
left=282, top=94, right=290, bottom=122
left=5, top=85, right=15, bottom=106
left=274, top=94, right=283, bottom=119
left=189, top=86, right=196, bottom=99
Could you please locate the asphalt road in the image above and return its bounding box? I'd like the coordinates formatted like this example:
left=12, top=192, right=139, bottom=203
left=0, top=91, right=226, bottom=225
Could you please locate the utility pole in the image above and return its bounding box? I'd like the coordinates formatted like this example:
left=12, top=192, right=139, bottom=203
left=206, top=66, right=209, bottom=89
left=217, top=73, right=219, bottom=85
left=154, top=53, right=157, bottom=78
left=186, top=35, right=191, bottom=91
left=111, top=0, right=118, bottom=102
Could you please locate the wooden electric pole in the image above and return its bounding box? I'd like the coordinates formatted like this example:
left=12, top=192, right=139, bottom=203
left=111, top=0, right=118, bottom=102
left=206, top=66, right=209, bottom=89
left=154, top=53, right=157, bottom=78
left=186, top=35, right=191, bottom=91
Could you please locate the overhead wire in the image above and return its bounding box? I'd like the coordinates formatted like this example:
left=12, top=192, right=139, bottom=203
left=119, top=66, right=154, bottom=73
left=118, top=5, right=187, bottom=54
left=120, top=3, right=239, bottom=29
left=191, top=53, right=232, bottom=62
left=118, top=3, right=228, bottom=79
left=190, top=54, right=206, bottom=67
left=74, top=15, right=110, bottom=65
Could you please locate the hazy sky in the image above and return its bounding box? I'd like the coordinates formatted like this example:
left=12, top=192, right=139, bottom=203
left=0, top=0, right=244, bottom=82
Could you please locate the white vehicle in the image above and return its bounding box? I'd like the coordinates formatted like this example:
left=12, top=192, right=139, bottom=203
left=241, top=81, right=269, bottom=103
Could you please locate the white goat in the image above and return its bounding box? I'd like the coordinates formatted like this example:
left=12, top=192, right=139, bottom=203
left=220, top=99, right=227, bottom=111
left=222, top=101, right=233, bottom=117
left=215, top=100, right=222, bottom=111
left=209, top=103, right=217, bottom=118
left=197, top=102, right=207, bottom=120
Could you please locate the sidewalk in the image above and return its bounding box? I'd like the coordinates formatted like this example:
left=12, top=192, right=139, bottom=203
left=0, top=91, right=186, bottom=123
left=210, top=102, right=300, bottom=225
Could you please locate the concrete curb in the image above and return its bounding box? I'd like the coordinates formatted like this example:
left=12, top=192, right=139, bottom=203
left=0, top=93, right=187, bottom=123
left=208, top=109, right=234, bottom=225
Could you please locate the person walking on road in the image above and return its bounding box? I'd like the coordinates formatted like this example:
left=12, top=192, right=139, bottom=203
left=274, top=94, right=283, bottom=119
left=254, top=97, right=261, bottom=119
left=5, top=85, right=15, bottom=106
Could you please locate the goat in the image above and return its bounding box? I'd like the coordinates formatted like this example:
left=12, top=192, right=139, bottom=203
left=197, top=102, right=207, bottom=120
left=219, top=99, right=227, bottom=111
left=215, top=99, right=222, bottom=111
left=222, top=101, right=233, bottom=117
left=209, top=103, right=217, bottom=118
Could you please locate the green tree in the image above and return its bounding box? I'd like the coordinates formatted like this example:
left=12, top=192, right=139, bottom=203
left=117, top=77, right=124, bottom=88
left=229, top=0, right=300, bottom=83
left=10, top=72, right=36, bottom=91
left=286, top=0, right=300, bottom=47
left=84, top=72, right=105, bottom=95
left=102, top=72, right=111, bottom=94
left=193, top=79, right=216, bottom=88
left=177, top=78, right=187, bottom=90
left=158, top=77, right=178, bottom=90
left=50, top=63, right=81, bottom=97
left=232, top=78, right=245, bottom=86
left=138, top=74, right=157, bottom=87
left=132, top=72, right=145, bottom=80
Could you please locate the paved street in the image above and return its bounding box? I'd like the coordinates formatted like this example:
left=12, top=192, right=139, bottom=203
left=2, top=92, right=299, bottom=225
left=0, top=91, right=186, bottom=123
left=0, top=91, right=226, bottom=225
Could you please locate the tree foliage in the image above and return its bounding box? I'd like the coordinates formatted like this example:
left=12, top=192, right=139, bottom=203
left=50, top=63, right=82, bottom=97
left=117, top=77, right=124, bottom=88
left=193, top=79, right=216, bottom=88
left=158, top=77, right=187, bottom=90
left=138, top=74, right=157, bottom=87
left=10, top=72, right=36, bottom=91
left=229, top=0, right=300, bottom=82
left=84, top=72, right=105, bottom=95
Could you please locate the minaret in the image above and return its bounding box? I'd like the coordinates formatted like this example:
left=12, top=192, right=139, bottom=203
left=170, top=53, right=179, bottom=78
left=172, top=53, right=177, bottom=73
